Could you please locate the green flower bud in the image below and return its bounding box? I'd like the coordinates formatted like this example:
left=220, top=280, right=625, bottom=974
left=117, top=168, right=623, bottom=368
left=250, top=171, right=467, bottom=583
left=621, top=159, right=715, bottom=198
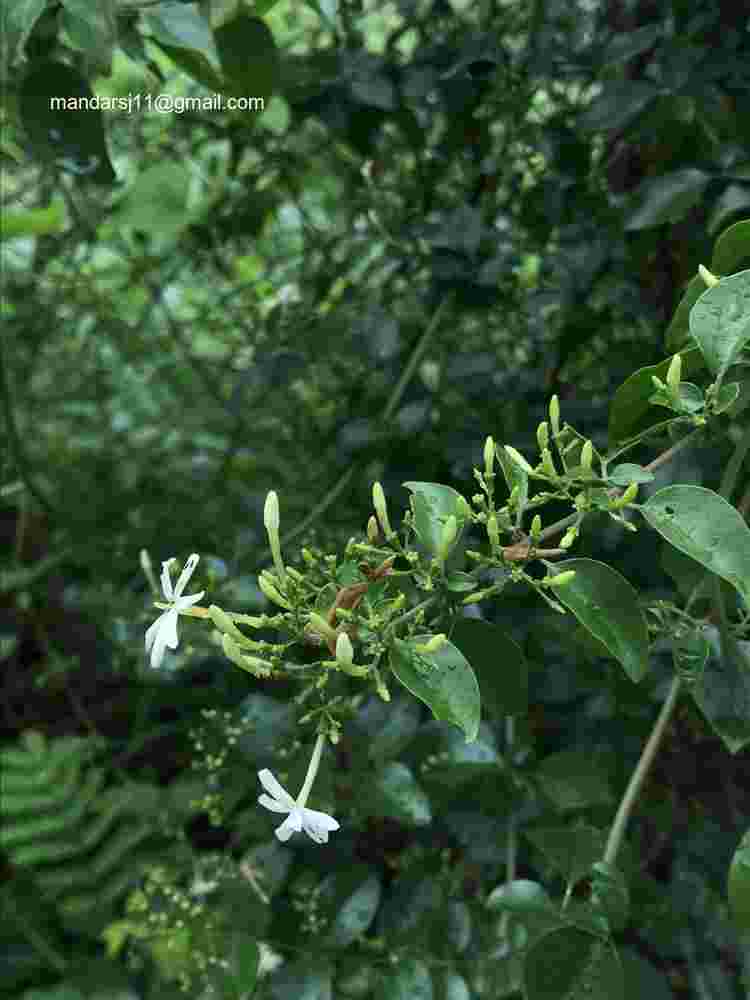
left=258, top=570, right=292, bottom=609
left=487, top=513, right=500, bottom=550
left=581, top=439, right=593, bottom=474
left=367, top=515, right=380, bottom=543
left=536, top=421, right=549, bottom=452
left=484, top=436, right=495, bottom=479
left=307, top=612, right=339, bottom=644
left=373, top=481, right=392, bottom=536
left=698, top=264, right=719, bottom=288
left=560, top=526, right=578, bottom=549
left=415, top=633, right=448, bottom=654
left=666, top=353, right=682, bottom=395
left=504, top=445, right=534, bottom=474
left=335, top=631, right=354, bottom=667
left=222, top=633, right=272, bottom=677
left=549, top=395, right=560, bottom=436
left=530, top=515, right=542, bottom=540
left=209, top=604, right=247, bottom=643
left=541, top=448, right=557, bottom=478
left=546, top=570, right=576, bottom=588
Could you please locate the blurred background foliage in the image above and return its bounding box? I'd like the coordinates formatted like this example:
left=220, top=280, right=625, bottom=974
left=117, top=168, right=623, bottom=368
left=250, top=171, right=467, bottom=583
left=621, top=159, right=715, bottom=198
left=2, top=0, right=750, bottom=997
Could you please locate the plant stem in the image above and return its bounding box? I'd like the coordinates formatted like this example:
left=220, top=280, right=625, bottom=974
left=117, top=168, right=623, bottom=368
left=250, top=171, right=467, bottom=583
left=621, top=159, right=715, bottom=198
left=604, top=673, right=682, bottom=867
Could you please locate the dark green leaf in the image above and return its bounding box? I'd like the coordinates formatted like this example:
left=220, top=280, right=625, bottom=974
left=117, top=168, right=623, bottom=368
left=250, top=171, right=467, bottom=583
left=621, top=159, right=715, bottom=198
left=533, top=750, right=612, bottom=812
left=688, top=268, right=750, bottom=376
left=578, top=81, right=659, bottom=133
left=524, top=929, right=624, bottom=1000
left=369, top=761, right=432, bottom=826
left=450, top=618, right=528, bottom=716
left=215, top=13, right=279, bottom=100
left=625, top=169, right=709, bottom=231
left=712, top=218, right=750, bottom=274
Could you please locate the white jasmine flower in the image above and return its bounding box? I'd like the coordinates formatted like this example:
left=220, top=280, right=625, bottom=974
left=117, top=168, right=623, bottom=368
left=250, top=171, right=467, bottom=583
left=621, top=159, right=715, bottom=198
left=145, top=553, right=205, bottom=669
left=257, top=732, right=339, bottom=844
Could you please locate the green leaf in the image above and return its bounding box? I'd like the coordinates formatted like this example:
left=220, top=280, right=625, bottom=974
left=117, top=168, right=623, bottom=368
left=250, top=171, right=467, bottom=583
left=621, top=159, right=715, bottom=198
left=548, top=559, right=650, bottom=683
left=370, top=762, right=432, bottom=826
left=390, top=635, right=480, bottom=741
left=4, top=0, right=48, bottom=64
left=375, top=957, right=433, bottom=1000
left=402, top=482, right=471, bottom=558
left=690, top=637, right=750, bottom=754
left=524, top=929, right=624, bottom=1000
left=320, top=866, right=382, bottom=948
left=524, top=824, right=609, bottom=886
left=60, top=0, right=117, bottom=75
left=624, top=168, right=709, bottom=231
left=144, top=3, right=224, bottom=91
left=116, top=162, right=192, bottom=246
left=450, top=618, right=528, bottom=716
left=486, top=879, right=556, bottom=915
left=214, top=13, right=279, bottom=100
left=707, top=186, right=750, bottom=238
left=211, top=932, right=260, bottom=999
left=665, top=275, right=709, bottom=352
left=1, top=201, right=66, bottom=240
left=607, top=464, right=654, bottom=487
left=728, top=829, right=750, bottom=932
left=641, top=486, right=750, bottom=604
left=712, top=218, right=750, bottom=274
left=533, top=750, right=612, bottom=812
left=19, top=60, right=116, bottom=183
left=688, top=268, right=750, bottom=376
left=607, top=347, right=703, bottom=446
left=578, top=81, right=659, bottom=133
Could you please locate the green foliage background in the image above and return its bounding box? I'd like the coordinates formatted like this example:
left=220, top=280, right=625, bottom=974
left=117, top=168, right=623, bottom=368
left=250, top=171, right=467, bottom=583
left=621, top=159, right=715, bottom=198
left=2, top=0, right=750, bottom=998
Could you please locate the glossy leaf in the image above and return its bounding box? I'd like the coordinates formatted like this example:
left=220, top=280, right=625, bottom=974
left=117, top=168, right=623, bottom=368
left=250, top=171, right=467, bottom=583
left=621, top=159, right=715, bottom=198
left=548, top=559, right=650, bottom=682
left=690, top=637, right=750, bottom=754
left=450, top=618, right=528, bottom=716
left=390, top=635, right=480, bottom=742
left=728, top=829, right=750, bottom=932
left=641, top=486, right=750, bottom=604
left=625, top=169, right=709, bottom=231
left=524, top=824, right=609, bottom=886
left=607, top=464, right=654, bottom=487
left=487, top=879, right=556, bottom=915
left=145, top=4, right=224, bottom=91
left=533, top=750, right=612, bottom=812
left=665, top=274, right=709, bottom=352
left=370, top=762, right=432, bottom=826
left=688, top=268, right=750, bottom=376
left=524, top=928, right=624, bottom=1000
left=320, top=866, right=382, bottom=948
left=215, top=13, right=279, bottom=100
left=403, top=482, right=471, bottom=557
left=712, top=218, right=750, bottom=275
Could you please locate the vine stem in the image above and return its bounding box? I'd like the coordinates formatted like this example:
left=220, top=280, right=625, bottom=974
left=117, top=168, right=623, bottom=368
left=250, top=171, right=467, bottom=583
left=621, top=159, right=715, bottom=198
left=603, top=673, right=682, bottom=867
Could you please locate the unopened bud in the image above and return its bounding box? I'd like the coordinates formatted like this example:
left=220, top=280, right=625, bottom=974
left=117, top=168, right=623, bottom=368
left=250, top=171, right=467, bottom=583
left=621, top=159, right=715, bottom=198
left=373, top=481, right=392, bottom=536
left=484, top=436, right=495, bottom=479
left=698, top=264, right=719, bottom=288
left=536, top=421, right=549, bottom=452
left=549, top=395, right=560, bottom=436
left=504, top=445, right=534, bottom=474
left=666, top=354, right=682, bottom=395
left=335, top=631, right=354, bottom=667
left=560, top=526, right=578, bottom=549
left=546, top=570, right=577, bottom=588
left=438, top=515, right=458, bottom=560
left=264, top=490, right=286, bottom=581
left=258, top=570, right=292, bottom=610
left=367, top=515, right=380, bottom=543
left=209, top=604, right=246, bottom=642
left=541, top=448, right=557, bottom=478
left=374, top=668, right=390, bottom=702
left=530, top=515, right=542, bottom=540
left=307, top=612, right=339, bottom=644
left=415, top=633, right=448, bottom=654
left=612, top=482, right=639, bottom=508
left=580, top=439, right=593, bottom=474
left=222, top=633, right=272, bottom=677
left=487, top=513, right=500, bottom=550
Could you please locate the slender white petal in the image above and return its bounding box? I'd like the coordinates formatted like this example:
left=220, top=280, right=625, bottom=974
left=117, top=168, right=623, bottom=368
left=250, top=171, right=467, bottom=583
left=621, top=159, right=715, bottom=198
left=257, top=767, right=339, bottom=844
left=174, top=553, right=200, bottom=598
left=258, top=768, right=296, bottom=808
left=145, top=555, right=204, bottom=670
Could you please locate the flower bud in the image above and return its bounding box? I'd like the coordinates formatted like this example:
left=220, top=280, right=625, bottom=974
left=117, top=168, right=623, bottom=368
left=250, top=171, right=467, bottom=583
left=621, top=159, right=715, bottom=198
left=367, top=515, right=380, bottom=543
left=209, top=604, right=246, bottom=643
left=549, top=395, right=560, bottom=436
left=541, top=448, right=557, bottom=478
left=698, top=264, right=719, bottom=288
left=307, top=612, right=339, bottom=644
left=580, top=439, right=593, bottom=474
left=530, top=515, right=542, bottom=540
left=264, top=490, right=279, bottom=537
left=258, top=570, right=292, bottom=609
left=372, top=481, right=392, bottom=536
left=546, top=570, right=577, bottom=588
left=439, top=514, right=458, bottom=555
left=484, top=436, right=495, bottom=479
left=504, top=445, right=534, bottom=474
left=222, top=633, right=272, bottom=677
left=415, top=633, right=448, bottom=654
left=487, top=513, right=500, bottom=550
left=536, top=421, right=549, bottom=453
left=335, top=631, right=354, bottom=667
left=560, top=526, right=578, bottom=549
left=666, top=354, right=682, bottom=395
